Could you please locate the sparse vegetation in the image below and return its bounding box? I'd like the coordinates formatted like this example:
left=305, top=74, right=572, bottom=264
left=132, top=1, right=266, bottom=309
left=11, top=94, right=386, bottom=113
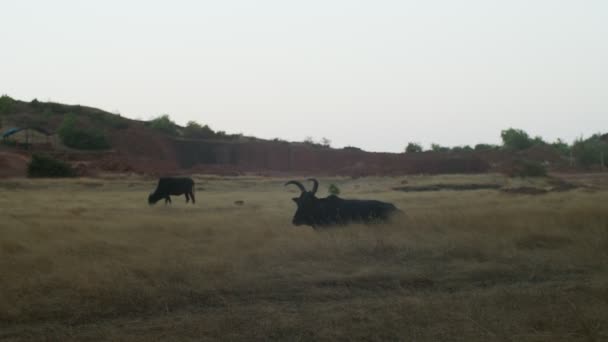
left=321, top=137, right=331, bottom=147
left=302, top=136, right=330, bottom=148
left=58, top=113, right=110, bottom=150
left=27, top=153, right=75, bottom=177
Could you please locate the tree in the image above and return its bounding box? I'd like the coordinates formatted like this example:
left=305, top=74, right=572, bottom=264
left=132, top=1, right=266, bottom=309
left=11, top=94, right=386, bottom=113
left=405, top=142, right=423, bottom=153
left=0, top=94, right=14, bottom=115
left=430, top=143, right=449, bottom=152
left=58, top=113, right=110, bottom=150
left=532, top=136, right=547, bottom=146
left=572, top=134, right=608, bottom=167
left=184, top=120, right=215, bottom=139
left=149, top=114, right=178, bottom=135
left=551, top=138, right=570, bottom=156
left=501, top=128, right=534, bottom=150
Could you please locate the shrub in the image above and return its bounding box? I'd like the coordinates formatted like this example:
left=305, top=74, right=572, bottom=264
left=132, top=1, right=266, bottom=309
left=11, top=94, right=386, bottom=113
left=551, top=138, right=570, bottom=156
left=474, top=143, right=499, bottom=151
left=27, top=154, right=75, bottom=178
left=184, top=121, right=215, bottom=139
left=405, top=142, right=423, bottom=153
left=507, top=159, right=547, bottom=178
left=59, top=114, right=110, bottom=150
left=0, top=94, right=15, bottom=115
left=451, top=145, right=473, bottom=153
left=431, top=143, right=449, bottom=152
left=572, top=134, right=608, bottom=167
left=148, top=114, right=178, bottom=135
left=328, top=183, right=340, bottom=196
left=501, top=128, right=534, bottom=150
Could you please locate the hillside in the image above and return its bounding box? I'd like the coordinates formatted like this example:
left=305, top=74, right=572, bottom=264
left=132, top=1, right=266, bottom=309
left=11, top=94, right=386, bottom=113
left=0, top=96, right=573, bottom=177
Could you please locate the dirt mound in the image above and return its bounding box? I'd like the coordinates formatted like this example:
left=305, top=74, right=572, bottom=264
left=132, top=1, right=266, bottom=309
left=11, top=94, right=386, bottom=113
left=0, top=151, right=29, bottom=178
left=501, top=187, right=549, bottom=195
left=393, top=183, right=502, bottom=192
left=547, top=178, right=579, bottom=192
left=108, top=122, right=178, bottom=170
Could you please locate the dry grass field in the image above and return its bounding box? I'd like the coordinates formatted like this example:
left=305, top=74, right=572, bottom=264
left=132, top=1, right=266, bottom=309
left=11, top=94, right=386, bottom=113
left=1, top=174, right=607, bottom=341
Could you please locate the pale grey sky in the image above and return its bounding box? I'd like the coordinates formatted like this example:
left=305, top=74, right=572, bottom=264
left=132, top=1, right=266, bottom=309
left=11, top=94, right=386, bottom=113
left=1, top=1, right=606, bottom=152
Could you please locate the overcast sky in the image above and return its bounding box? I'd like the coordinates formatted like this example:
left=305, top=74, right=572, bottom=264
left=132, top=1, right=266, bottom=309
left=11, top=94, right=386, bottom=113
left=1, top=1, right=606, bottom=152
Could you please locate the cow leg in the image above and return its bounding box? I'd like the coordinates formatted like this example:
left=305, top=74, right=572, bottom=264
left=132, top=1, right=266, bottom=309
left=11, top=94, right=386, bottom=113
left=185, top=193, right=190, bottom=203
left=190, top=191, right=195, bottom=204
left=165, top=196, right=171, bottom=205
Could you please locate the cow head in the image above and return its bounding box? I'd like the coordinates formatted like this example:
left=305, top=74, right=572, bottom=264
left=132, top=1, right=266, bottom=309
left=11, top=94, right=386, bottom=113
left=148, top=193, right=160, bottom=205
left=285, top=178, right=319, bottom=226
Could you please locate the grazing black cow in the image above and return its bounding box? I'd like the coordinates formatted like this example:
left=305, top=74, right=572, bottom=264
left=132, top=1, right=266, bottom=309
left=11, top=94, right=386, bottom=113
left=285, top=178, right=400, bottom=228
left=148, top=177, right=195, bottom=205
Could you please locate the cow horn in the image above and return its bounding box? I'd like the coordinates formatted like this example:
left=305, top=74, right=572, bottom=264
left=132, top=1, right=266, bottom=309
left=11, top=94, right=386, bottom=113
left=307, top=178, right=319, bottom=194
left=285, top=180, right=306, bottom=193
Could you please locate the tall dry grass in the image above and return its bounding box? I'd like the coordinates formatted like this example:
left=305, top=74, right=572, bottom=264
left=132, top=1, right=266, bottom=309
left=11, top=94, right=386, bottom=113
left=0, top=174, right=607, bottom=341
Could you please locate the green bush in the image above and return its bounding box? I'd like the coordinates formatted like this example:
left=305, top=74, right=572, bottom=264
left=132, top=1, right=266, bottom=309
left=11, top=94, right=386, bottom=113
left=551, top=138, right=571, bottom=156
left=184, top=121, right=215, bottom=139
left=0, top=94, right=15, bottom=115
left=27, top=154, right=75, bottom=178
left=430, top=143, right=450, bottom=152
left=451, top=145, right=473, bottom=153
left=508, top=159, right=547, bottom=178
left=148, top=114, right=178, bottom=135
left=59, top=114, right=110, bottom=150
left=474, top=143, right=499, bottom=151
left=572, top=134, right=608, bottom=167
left=405, top=142, right=423, bottom=153
left=328, top=183, right=341, bottom=196
left=501, top=128, right=534, bottom=150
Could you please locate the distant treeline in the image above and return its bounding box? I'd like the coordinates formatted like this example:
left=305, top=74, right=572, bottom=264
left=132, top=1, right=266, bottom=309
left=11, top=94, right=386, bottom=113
left=147, top=114, right=243, bottom=141
left=405, top=128, right=608, bottom=167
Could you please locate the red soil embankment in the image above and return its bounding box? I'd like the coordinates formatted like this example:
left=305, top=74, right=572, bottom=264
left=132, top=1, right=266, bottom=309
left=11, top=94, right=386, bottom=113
left=0, top=151, right=29, bottom=178
left=171, top=139, right=491, bottom=176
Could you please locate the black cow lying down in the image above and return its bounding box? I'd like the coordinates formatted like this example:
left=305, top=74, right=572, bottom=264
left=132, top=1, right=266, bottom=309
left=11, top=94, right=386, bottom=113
left=285, top=178, right=401, bottom=228
left=148, top=177, right=195, bottom=205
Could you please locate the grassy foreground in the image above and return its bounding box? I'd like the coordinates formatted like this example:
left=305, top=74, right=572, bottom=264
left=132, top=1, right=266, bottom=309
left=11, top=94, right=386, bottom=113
left=1, top=174, right=607, bottom=341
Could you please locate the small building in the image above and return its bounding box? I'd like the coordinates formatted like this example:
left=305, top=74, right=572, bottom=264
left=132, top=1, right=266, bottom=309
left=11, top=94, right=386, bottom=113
left=1, top=126, right=55, bottom=149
